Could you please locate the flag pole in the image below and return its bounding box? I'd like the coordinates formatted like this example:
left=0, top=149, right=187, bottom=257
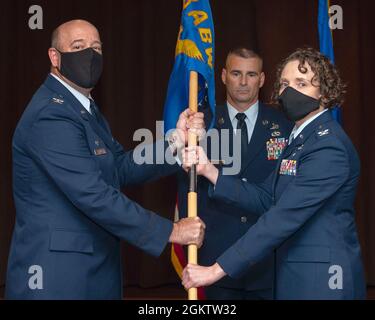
left=187, top=70, right=198, bottom=300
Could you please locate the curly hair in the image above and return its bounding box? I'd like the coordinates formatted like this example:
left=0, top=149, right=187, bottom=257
left=271, top=47, right=346, bottom=109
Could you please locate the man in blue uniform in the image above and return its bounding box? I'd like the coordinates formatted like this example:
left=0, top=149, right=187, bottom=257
left=177, top=48, right=292, bottom=299
left=5, top=19, right=206, bottom=300
left=182, top=47, right=366, bottom=299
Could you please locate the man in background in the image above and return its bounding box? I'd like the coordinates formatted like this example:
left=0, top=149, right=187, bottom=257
left=177, top=48, right=292, bottom=299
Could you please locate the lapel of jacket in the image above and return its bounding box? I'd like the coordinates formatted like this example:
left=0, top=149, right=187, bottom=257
left=44, top=75, right=116, bottom=156
left=271, top=110, right=334, bottom=196
left=214, top=104, right=233, bottom=163
left=86, top=112, right=117, bottom=157
left=240, top=103, right=272, bottom=173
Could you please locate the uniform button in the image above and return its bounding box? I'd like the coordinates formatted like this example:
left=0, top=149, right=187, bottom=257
left=241, top=178, right=247, bottom=182
left=241, top=216, right=247, bottom=223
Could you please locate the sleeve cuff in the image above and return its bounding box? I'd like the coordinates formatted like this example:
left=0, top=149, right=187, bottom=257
left=137, top=213, right=174, bottom=257
left=208, top=173, right=239, bottom=204
left=216, top=246, right=251, bottom=279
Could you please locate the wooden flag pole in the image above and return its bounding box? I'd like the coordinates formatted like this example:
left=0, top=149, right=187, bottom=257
left=187, top=70, right=198, bottom=300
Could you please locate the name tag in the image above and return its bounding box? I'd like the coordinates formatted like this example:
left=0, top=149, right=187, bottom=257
left=266, top=138, right=287, bottom=160
left=94, top=148, right=107, bottom=156
left=279, top=159, right=297, bottom=176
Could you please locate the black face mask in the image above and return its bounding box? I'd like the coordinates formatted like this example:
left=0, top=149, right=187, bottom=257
left=278, top=86, right=320, bottom=121
left=57, top=47, right=103, bottom=89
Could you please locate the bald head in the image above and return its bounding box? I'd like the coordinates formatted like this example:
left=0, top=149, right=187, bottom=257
left=51, top=20, right=101, bottom=52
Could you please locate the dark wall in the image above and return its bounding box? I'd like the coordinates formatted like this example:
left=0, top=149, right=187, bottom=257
left=1, top=0, right=375, bottom=295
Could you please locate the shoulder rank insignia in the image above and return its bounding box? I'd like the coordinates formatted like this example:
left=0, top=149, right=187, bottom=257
left=317, top=128, right=330, bottom=137
left=217, top=117, right=225, bottom=126
left=266, top=138, right=287, bottom=160
left=52, top=97, right=64, bottom=104
left=279, top=159, right=297, bottom=176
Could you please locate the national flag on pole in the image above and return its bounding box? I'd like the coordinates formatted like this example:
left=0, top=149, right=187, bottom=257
left=318, top=0, right=342, bottom=124
left=164, top=0, right=216, bottom=300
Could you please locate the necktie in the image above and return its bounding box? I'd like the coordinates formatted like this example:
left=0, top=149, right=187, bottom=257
left=235, top=113, right=249, bottom=159
left=288, top=131, right=295, bottom=145
left=90, top=99, right=107, bottom=131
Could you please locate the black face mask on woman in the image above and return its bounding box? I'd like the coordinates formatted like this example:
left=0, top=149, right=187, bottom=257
left=278, top=86, right=320, bottom=122
left=57, top=47, right=103, bottom=89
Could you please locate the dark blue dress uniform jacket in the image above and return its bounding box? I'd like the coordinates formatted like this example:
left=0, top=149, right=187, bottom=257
left=6, top=75, right=179, bottom=299
left=211, top=111, right=366, bottom=299
left=177, top=103, right=292, bottom=291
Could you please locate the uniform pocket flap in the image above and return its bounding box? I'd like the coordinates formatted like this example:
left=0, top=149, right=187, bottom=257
left=287, top=245, right=330, bottom=263
left=49, top=230, right=93, bottom=254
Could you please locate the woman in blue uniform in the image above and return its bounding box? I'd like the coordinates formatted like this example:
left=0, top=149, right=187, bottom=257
left=182, top=47, right=366, bottom=299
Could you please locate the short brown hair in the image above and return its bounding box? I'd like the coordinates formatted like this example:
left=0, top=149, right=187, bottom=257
left=226, top=47, right=263, bottom=70
left=271, top=47, right=346, bottom=108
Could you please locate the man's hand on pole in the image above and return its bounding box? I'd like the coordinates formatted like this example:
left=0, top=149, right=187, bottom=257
left=169, top=217, right=206, bottom=248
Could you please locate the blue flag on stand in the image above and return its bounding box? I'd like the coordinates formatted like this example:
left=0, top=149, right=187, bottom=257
left=166, top=0, right=215, bottom=301
left=318, top=0, right=342, bottom=124
left=163, top=0, right=215, bottom=132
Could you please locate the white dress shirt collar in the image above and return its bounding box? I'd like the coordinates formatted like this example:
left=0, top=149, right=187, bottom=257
left=227, top=100, right=259, bottom=127
left=289, top=109, right=328, bottom=144
left=51, top=73, right=92, bottom=114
